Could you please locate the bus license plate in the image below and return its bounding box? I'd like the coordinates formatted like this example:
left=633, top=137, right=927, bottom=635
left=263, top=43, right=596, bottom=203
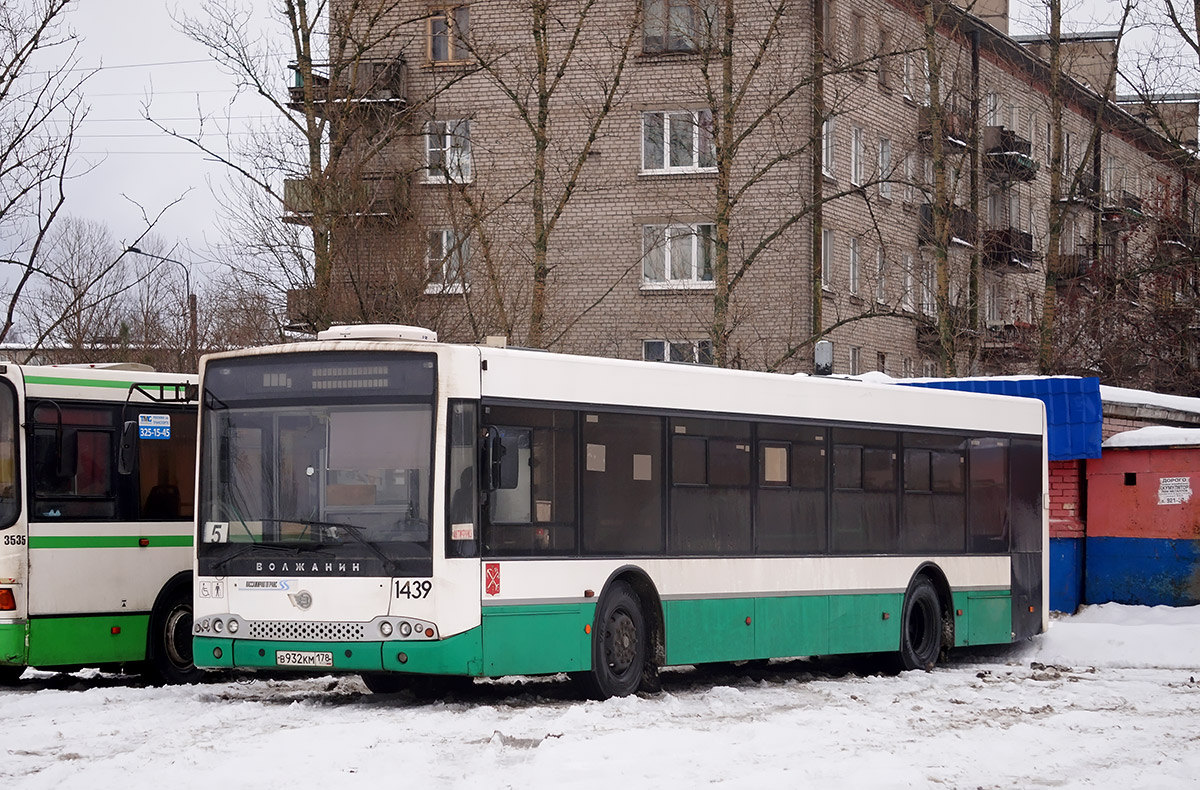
left=275, top=650, right=334, bottom=667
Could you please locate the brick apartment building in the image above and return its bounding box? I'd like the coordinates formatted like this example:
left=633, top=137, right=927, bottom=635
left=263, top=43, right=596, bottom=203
left=285, top=0, right=1198, bottom=378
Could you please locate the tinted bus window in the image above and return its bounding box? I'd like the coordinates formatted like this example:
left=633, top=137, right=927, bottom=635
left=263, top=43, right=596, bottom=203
left=582, top=412, right=662, bottom=555
left=669, top=418, right=751, bottom=555
left=756, top=423, right=826, bottom=555
left=832, top=428, right=897, bottom=553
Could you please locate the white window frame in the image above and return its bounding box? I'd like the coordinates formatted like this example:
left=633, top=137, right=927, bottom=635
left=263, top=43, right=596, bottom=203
left=424, top=120, right=472, bottom=183
left=984, top=92, right=999, bottom=126
left=921, top=263, right=937, bottom=317
left=821, top=228, right=835, bottom=289
left=426, top=228, right=470, bottom=294
left=641, top=110, right=716, bottom=174
left=822, top=117, right=837, bottom=177
left=850, top=125, right=865, bottom=186
left=643, top=339, right=714, bottom=364
left=901, top=252, right=915, bottom=311
left=875, top=248, right=887, bottom=303
left=903, top=151, right=915, bottom=202
left=850, top=346, right=861, bottom=375
left=641, top=223, right=715, bottom=289
left=878, top=138, right=892, bottom=199
left=848, top=236, right=860, bottom=294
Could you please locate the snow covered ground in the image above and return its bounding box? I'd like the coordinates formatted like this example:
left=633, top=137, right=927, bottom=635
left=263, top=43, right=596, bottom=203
left=4, top=604, right=1200, bottom=789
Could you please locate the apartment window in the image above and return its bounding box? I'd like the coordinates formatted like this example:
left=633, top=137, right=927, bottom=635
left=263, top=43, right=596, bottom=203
left=1064, top=131, right=1073, bottom=178
left=985, top=278, right=1003, bottom=325
left=643, top=339, right=714, bottom=364
left=821, top=228, right=835, bottom=289
left=850, top=346, right=861, bottom=375
left=878, top=138, right=892, bottom=199
left=849, top=14, right=865, bottom=67
left=875, top=248, right=887, bottom=303
left=901, top=252, right=915, bottom=311
left=642, top=224, right=714, bottom=287
left=902, top=51, right=913, bottom=99
left=427, top=228, right=469, bottom=293
left=822, top=117, right=836, bottom=177
left=876, top=351, right=887, bottom=373
left=429, top=7, right=470, bottom=63
left=821, top=0, right=837, bottom=56
left=921, top=264, right=937, bottom=316
left=903, top=151, right=915, bottom=202
left=1044, top=120, right=1052, bottom=166
left=850, top=125, right=865, bottom=186
left=984, top=92, right=999, bottom=126
left=922, top=359, right=939, bottom=377
left=902, top=357, right=913, bottom=377
left=877, top=28, right=893, bottom=88
left=1103, top=157, right=1117, bottom=194
left=642, top=110, right=716, bottom=172
left=849, top=236, right=860, bottom=294
left=923, top=156, right=934, bottom=199
left=1008, top=104, right=1019, bottom=131
left=905, top=52, right=929, bottom=105
left=425, top=120, right=472, bottom=183
left=644, top=0, right=704, bottom=53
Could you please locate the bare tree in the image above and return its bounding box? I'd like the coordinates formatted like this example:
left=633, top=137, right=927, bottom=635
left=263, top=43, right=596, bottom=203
left=0, top=0, right=88, bottom=344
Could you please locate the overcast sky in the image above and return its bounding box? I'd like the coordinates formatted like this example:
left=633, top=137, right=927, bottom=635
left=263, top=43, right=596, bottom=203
left=58, top=0, right=1190, bottom=263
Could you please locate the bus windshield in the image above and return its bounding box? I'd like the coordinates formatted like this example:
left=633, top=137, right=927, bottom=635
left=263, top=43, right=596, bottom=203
left=197, top=352, right=437, bottom=575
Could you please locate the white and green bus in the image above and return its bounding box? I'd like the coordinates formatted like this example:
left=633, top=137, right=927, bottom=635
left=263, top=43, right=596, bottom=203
left=193, top=325, right=1046, bottom=698
left=0, top=363, right=200, bottom=684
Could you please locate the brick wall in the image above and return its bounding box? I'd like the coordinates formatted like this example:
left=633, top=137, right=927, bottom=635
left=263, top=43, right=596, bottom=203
left=1049, top=459, right=1085, bottom=538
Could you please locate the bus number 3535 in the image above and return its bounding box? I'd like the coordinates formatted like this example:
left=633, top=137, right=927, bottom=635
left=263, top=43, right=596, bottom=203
left=395, top=580, right=432, bottom=599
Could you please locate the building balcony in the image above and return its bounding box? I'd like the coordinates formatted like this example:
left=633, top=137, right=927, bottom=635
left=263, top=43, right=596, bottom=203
left=917, top=105, right=971, bottom=150
left=1051, top=251, right=1095, bottom=282
left=286, top=58, right=407, bottom=115
left=982, top=126, right=1039, bottom=183
left=918, top=203, right=977, bottom=247
left=1158, top=215, right=1197, bottom=251
left=1101, top=191, right=1145, bottom=228
left=982, top=226, right=1037, bottom=269
left=1063, top=172, right=1101, bottom=208
left=980, top=321, right=1034, bottom=357
left=282, top=174, right=410, bottom=225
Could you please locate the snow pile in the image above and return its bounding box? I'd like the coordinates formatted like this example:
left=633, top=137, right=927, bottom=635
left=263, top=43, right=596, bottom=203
left=1032, top=602, right=1200, bottom=669
left=4, top=604, right=1200, bottom=789
left=1103, top=425, right=1200, bottom=448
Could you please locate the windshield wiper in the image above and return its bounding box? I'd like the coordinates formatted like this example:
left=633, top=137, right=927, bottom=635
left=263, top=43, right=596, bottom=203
left=209, top=541, right=305, bottom=572
left=259, top=517, right=398, bottom=572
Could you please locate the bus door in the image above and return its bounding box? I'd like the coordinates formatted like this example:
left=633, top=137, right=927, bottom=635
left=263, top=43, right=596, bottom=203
left=0, top=368, right=24, bottom=651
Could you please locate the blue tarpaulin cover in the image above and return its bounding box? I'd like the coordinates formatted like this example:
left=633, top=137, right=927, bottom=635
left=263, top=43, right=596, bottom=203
left=901, top=377, right=1102, bottom=461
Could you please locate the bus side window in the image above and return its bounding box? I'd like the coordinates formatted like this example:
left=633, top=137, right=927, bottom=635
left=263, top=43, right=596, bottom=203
left=30, top=403, right=117, bottom=519
left=137, top=411, right=197, bottom=520
left=831, top=428, right=898, bottom=554
left=969, top=437, right=1010, bottom=552
left=446, top=401, right=478, bottom=558
left=0, top=382, right=16, bottom=528
left=482, top=406, right=577, bottom=556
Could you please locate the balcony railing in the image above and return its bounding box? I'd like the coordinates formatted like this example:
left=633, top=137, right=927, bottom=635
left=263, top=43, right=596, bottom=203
left=1051, top=251, right=1095, bottom=282
left=918, top=203, right=977, bottom=247
left=1101, top=191, right=1145, bottom=227
left=286, top=58, right=407, bottom=114
left=982, top=126, right=1039, bottom=183
left=1158, top=214, right=1197, bottom=251
left=982, top=226, right=1036, bottom=268
left=917, top=105, right=971, bottom=149
left=282, top=174, right=410, bottom=224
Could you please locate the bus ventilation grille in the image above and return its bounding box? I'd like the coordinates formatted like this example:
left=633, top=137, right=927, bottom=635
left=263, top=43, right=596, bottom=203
left=246, top=620, right=367, bottom=642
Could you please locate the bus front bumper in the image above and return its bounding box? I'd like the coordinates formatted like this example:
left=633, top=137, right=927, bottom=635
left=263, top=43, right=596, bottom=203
left=194, top=627, right=484, bottom=675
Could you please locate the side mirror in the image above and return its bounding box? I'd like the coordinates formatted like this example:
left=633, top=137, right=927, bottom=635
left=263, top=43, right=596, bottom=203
left=481, top=426, right=520, bottom=491
left=118, top=421, right=138, bottom=476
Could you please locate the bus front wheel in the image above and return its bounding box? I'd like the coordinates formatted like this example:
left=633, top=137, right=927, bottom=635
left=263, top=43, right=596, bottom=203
left=899, top=576, right=943, bottom=671
left=146, top=581, right=203, bottom=685
left=584, top=581, right=647, bottom=699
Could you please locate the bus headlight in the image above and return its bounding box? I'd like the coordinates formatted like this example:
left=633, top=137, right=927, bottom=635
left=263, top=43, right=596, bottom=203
left=380, top=621, right=393, bottom=637
left=213, top=619, right=224, bottom=633
left=226, top=619, right=239, bottom=634
left=398, top=621, right=412, bottom=637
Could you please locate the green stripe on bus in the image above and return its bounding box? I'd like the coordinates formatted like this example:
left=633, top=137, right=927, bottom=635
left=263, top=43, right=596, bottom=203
left=29, top=535, right=194, bottom=549
left=23, top=375, right=187, bottom=391
left=26, top=614, right=150, bottom=667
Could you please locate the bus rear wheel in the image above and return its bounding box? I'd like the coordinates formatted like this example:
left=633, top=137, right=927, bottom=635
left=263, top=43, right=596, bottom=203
left=146, top=582, right=203, bottom=685
left=899, top=576, right=943, bottom=671
left=584, top=581, right=647, bottom=699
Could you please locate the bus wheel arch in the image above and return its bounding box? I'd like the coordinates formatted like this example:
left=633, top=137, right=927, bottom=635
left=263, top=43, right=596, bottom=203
left=899, top=564, right=953, bottom=671
left=145, top=571, right=202, bottom=685
left=584, top=568, right=663, bottom=698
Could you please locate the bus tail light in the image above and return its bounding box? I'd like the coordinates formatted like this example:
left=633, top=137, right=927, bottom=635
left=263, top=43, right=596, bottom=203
left=0, top=588, right=14, bottom=610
